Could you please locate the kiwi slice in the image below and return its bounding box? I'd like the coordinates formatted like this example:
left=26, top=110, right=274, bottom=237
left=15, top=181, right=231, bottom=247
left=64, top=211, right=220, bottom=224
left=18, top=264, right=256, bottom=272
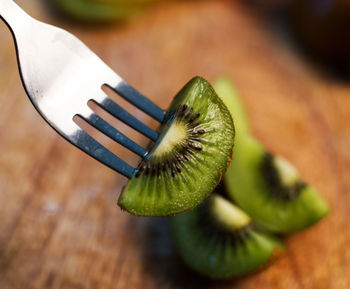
left=171, top=194, right=283, bottom=279
left=214, top=77, right=330, bottom=233
left=118, top=77, right=235, bottom=216
left=52, top=0, right=160, bottom=23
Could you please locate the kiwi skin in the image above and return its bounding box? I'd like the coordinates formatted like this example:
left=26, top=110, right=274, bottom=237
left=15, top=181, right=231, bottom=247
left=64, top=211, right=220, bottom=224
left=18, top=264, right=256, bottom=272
left=171, top=194, right=283, bottom=279
left=118, top=77, right=235, bottom=217
left=214, top=77, right=330, bottom=233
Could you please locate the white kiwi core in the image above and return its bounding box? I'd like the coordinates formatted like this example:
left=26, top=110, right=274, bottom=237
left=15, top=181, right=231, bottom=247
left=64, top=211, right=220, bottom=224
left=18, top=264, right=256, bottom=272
left=273, top=156, right=299, bottom=186
left=211, top=195, right=251, bottom=230
left=152, top=120, right=188, bottom=158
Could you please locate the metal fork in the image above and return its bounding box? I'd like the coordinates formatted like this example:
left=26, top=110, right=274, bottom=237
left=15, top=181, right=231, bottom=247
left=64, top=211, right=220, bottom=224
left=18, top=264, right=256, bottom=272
left=0, top=0, right=165, bottom=178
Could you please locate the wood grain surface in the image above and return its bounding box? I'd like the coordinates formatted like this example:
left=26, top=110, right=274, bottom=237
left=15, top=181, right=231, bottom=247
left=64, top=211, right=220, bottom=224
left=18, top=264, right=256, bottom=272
left=1, top=1, right=350, bottom=288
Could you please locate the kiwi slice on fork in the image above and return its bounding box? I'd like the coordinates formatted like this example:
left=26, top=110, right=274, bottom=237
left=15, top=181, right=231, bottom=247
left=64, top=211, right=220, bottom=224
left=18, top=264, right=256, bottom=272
left=171, top=193, right=283, bottom=279
left=214, top=77, right=329, bottom=233
left=118, top=77, right=235, bottom=216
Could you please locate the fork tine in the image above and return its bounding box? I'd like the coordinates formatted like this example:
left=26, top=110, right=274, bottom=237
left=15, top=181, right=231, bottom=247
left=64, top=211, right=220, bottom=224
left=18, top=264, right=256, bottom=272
left=108, top=80, right=165, bottom=123
left=81, top=112, right=149, bottom=158
left=95, top=97, right=159, bottom=142
left=71, top=128, right=136, bottom=178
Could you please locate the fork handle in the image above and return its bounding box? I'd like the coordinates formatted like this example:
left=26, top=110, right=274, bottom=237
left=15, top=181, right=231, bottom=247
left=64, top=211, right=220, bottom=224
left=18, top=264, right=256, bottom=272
left=0, top=0, right=33, bottom=33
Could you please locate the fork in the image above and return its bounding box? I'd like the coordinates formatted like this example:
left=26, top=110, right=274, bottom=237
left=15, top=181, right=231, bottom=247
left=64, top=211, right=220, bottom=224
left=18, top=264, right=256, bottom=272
left=0, top=0, right=165, bottom=179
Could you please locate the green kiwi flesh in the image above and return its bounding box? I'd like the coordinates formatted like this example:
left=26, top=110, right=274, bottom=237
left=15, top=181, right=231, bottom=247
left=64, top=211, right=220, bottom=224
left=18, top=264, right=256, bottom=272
left=214, top=78, right=330, bottom=233
left=171, top=194, right=283, bottom=279
left=213, top=77, right=250, bottom=138
left=52, top=0, right=159, bottom=22
left=118, top=77, right=235, bottom=216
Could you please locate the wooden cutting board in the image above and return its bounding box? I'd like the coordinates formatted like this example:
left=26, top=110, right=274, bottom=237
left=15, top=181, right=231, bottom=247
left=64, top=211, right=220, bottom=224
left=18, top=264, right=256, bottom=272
left=1, top=1, right=350, bottom=288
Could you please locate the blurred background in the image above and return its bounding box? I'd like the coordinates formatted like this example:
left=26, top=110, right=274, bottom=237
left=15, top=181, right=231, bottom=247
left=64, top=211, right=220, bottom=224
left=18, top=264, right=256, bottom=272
left=0, top=0, right=350, bottom=288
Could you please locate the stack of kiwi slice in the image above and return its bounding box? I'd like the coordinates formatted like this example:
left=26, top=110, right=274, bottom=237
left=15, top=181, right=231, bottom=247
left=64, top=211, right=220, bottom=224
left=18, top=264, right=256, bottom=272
left=52, top=0, right=168, bottom=23
left=171, top=78, right=329, bottom=279
left=171, top=190, right=283, bottom=279
left=119, top=77, right=235, bottom=216
left=215, top=78, right=330, bottom=233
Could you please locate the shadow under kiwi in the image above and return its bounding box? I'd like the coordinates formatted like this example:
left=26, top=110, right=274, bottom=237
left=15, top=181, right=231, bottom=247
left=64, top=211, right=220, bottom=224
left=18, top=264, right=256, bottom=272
left=129, top=216, right=239, bottom=289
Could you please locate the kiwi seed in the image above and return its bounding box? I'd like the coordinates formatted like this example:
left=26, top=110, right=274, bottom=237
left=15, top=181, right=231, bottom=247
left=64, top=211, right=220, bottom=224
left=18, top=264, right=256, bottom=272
left=118, top=77, right=235, bottom=217
left=261, top=153, right=306, bottom=201
left=214, top=78, right=330, bottom=233
left=171, top=194, right=283, bottom=279
left=136, top=104, right=206, bottom=178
